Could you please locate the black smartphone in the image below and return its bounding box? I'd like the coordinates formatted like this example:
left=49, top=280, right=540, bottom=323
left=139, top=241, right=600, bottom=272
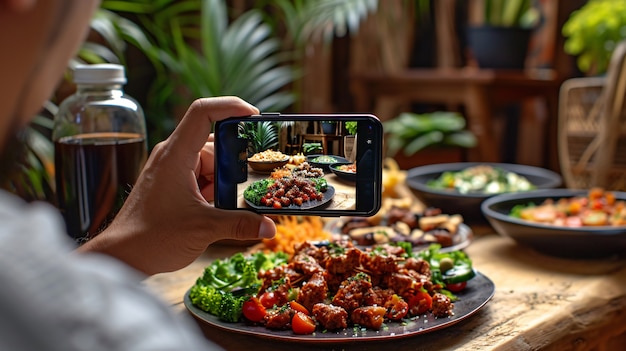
left=214, top=113, right=382, bottom=216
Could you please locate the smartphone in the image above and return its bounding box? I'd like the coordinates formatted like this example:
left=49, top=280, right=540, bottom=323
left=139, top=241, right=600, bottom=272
left=214, top=113, right=383, bottom=216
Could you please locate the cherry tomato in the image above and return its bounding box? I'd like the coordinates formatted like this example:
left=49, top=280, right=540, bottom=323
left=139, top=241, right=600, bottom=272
left=242, top=297, right=266, bottom=323
left=407, top=290, right=432, bottom=315
left=292, top=311, right=316, bottom=335
left=259, top=291, right=279, bottom=308
left=446, top=281, right=467, bottom=293
left=289, top=301, right=310, bottom=315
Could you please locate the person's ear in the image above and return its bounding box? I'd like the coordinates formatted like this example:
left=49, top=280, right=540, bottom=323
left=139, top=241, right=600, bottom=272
left=0, top=0, right=36, bottom=12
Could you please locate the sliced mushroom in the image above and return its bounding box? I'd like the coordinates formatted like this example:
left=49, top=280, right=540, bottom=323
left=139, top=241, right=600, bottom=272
left=419, top=214, right=450, bottom=231
left=439, top=214, right=463, bottom=233
left=393, top=221, right=412, bottom=237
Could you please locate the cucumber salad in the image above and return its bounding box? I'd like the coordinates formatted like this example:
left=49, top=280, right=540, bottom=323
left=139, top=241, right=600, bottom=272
left=427, top=165, right=535, bottom=194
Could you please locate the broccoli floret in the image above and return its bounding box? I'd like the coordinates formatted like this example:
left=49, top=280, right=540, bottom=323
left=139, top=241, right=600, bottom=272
left=189, top=284, right=248, bottom=322
left=189, top=284, right=224, bottom=316
left=218, top=293, right=246, bottom=323
left=251, top=251, right=289, bottom=272
left=190, top=251, right=290, bottom=323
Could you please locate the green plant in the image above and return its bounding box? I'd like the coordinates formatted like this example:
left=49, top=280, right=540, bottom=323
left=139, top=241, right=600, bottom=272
left=1, top=105, right=57, bottom=203
left=562, top=0, right=626, bottom=75
left=480, top=0, right=539, bottom=28
left=103, top=0, right=377, bottom=134
left=383, top=111, right=477, bottom=157
left=238, top=121, right=279, bottom=155
left=302, top=142, right=323, bottom=154
left=345, top=121, right=358, bottom=135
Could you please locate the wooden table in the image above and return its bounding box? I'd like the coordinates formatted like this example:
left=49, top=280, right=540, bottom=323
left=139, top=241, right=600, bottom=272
left=350, top=68, right=563, bottom=168
left=144, top=232, right=626, bottom=351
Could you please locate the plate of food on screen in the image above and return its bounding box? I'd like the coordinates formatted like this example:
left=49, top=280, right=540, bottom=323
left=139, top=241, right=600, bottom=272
left=244, top=162, right=335, bottom=210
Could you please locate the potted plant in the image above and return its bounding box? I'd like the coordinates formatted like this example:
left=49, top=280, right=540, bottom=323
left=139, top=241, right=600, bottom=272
left=343, top=121, right=358, bottom=161
left=302, top=142, right=323, bottom=155
left=320, top=121, right=337, bottom=134
left=383, top=111, right=477, bottom=169
left=562, top=0, right=626, bottom=76
left=466, top=0, right=540, bottom=69
left=238, top=121, right=279, bottom=156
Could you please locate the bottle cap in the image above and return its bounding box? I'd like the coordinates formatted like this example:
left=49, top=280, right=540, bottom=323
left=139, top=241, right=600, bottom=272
left=73, top=64, right=127, bottom=85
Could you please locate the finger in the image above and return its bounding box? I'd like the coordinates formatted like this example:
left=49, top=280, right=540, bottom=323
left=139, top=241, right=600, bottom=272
left=168, top=96, right=258, bottom=156
left=196, top=142, right=215, bottom=177
left=204, top=209, right=276, bottom=241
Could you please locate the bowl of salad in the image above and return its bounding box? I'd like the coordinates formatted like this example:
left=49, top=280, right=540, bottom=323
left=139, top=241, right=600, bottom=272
left=481, top=188, right=626, bottom=258
left=307, top=154, right=350, bottom=172
left=329, top=162, right=357, bottom=182
left=405, top=163, right=562, bottom=223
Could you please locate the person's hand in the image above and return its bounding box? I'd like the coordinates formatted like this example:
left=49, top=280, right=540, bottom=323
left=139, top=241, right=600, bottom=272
left=77, top=96, right=276, bottom=275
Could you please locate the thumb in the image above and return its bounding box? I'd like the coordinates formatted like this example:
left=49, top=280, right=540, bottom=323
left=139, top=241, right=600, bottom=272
left=202, top=208, right=276, bottom=243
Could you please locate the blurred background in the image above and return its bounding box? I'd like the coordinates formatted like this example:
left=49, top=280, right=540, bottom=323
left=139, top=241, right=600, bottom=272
left=12, top=0, right=626, bottom=202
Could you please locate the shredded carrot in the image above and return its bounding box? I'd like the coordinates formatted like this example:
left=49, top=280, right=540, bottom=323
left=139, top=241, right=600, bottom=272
left=262, top=216, right=331, bottom=256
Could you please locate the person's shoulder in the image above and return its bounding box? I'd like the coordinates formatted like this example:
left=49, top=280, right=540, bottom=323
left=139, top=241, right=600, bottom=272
left=0, top=190, right=74, bottom=251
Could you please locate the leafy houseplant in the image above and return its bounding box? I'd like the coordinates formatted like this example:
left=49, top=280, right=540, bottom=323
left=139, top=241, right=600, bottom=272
left=562, top=0, right=626, bottom=75
left=466, top=0, right=540, bottom=69
left=302, top=142, right=323, bottom=155
left=345, top=121, right=358, bottom=136
left=238, top=121, right=279, bottom=156
left=343, top=121, right=358, bottom=161
left=102, top=0, right=377, bottom=141
left=383, top=111, right=477, bottom=158
left=480, top=0, right=540, bottom=28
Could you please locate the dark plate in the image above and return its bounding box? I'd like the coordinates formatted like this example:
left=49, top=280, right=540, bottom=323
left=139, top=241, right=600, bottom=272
left=406, top=162, right=562, bottom=224
left=245, top=185, right=335, bottom=210
left=481, top=189, right=626, bottom=258
left=325, top=219, right=473, bottom=253
left=329, top=162, right=356, bottom=182
left=184, top=271, right=494, bottom=343
left=307, top=154, right=350, bottom=172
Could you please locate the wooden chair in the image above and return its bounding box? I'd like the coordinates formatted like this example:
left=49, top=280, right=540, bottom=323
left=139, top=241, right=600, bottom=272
left=558, top=40, right=626, bottom=190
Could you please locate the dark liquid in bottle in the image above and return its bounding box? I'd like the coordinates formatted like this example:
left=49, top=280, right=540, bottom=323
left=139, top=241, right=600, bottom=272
left=55, top=132, right=147, bottom=242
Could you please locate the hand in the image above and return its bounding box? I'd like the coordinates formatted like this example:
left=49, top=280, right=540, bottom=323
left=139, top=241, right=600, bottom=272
left=78, top=96, right=276, bottom=275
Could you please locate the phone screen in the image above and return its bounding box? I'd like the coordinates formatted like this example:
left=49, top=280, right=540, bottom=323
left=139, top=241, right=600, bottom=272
left=214, top=113, right=382, bottom=216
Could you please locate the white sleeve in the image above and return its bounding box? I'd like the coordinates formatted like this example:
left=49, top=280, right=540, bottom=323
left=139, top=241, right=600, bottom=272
left=0, top=191, right=223, bottom=351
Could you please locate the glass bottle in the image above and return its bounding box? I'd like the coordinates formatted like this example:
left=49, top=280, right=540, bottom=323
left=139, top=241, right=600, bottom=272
left=53, top=64, right=147, bottom=243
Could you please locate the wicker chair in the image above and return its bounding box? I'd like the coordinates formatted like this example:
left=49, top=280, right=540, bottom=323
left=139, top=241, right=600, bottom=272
left=558, top=40, right=626, bottom=190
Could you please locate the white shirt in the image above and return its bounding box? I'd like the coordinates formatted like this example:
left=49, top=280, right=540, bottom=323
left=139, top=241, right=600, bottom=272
left=0, top=190, right=222, bottom=350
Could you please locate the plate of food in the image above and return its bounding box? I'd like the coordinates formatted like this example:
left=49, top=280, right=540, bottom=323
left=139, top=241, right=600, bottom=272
left=184, top=242, right=495, bottom=343
left=329, top=162, right=356, bottom=182
left=307, top=154, right=350, bottom=172
left=481, top=188, right=626, bottom=258
left=243, top=163, right=334, bottom=210
left=327, top=206, right=472, bottom=252
left=244, top=183, right=335, bottom=210
left=406, top=162, right=562, bottom=223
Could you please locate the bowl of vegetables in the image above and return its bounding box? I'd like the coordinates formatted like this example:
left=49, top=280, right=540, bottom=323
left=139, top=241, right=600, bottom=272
left=481, top=188, right=626, bottom=258
left=405, top=163, right=562, bottom=223
left=307, top=154, right=350, bottom=172
left=329, top=162, right=357, bottom=182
